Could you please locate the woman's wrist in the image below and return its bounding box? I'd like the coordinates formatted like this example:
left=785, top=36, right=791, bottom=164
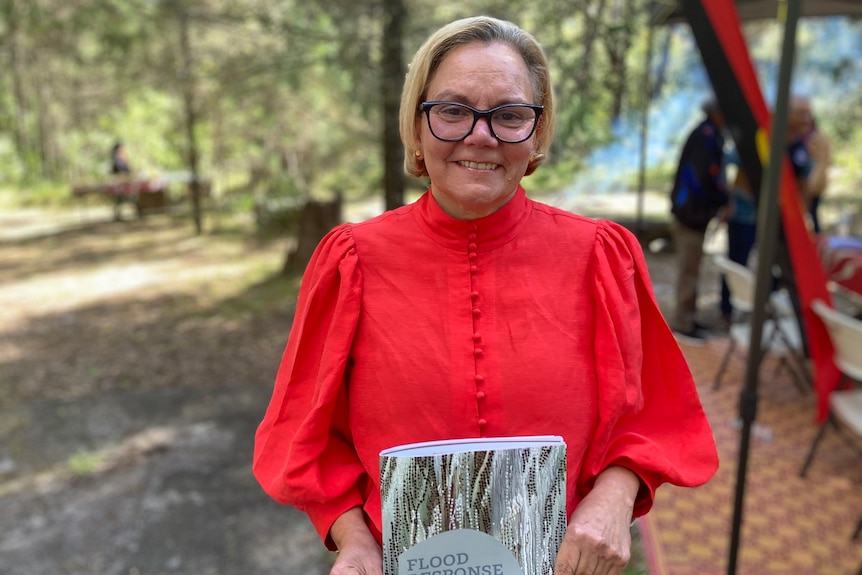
left=592, top=465, right=641, bottom=511
left=330, top=506, right=377, bottom=551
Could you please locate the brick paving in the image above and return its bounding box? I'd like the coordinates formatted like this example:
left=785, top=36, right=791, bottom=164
left=639, top=335, right=862, bottom=575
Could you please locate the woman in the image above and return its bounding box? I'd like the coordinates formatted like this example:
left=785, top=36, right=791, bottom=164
left=111, top=141, right=131, bottom=175
left=254, top=16, right=718, bottom=575
left=720, top=154, right=758, bottom=326
left=790, top=97, right=831, bottom=234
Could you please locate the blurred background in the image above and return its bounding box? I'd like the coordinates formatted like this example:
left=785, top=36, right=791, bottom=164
left=0, top=0, right=859, bottom=222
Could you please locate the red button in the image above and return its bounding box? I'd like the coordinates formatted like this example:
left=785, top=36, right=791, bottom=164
left=472, top=308, right=481, bottom=317
left=476, top=391, right=486, bottom=400
left=475, top=374, right=485, bottom=383
left=471, top=292, right=480, bottom=299
left=469, top=223, right=478, bottom=232
left=468, top=252, right=477, bottom=260
left=478, top=419, right=487, bottom=427
left=469, top=243, right=478, bottom=251
left=470, top=265, right=478, bottom=274
left=473, top=348, right=483, bottom=357
left=473, top=334, right=481, bottom=342
left=469, top=233, right=477, bottom=241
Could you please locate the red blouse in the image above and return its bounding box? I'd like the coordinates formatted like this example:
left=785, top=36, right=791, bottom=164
left=253, top=187, right=718, bottom=548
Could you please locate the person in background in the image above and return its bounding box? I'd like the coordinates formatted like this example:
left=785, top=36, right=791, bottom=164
left=720, top=151, right=758, bottom=327
left=718, top=99, right=818, bottom=334
left=718, top=103, right=811, bottom=328
left=789, top=96, right=831, bottom=234
left=253, top=16, right=718, bottom=575
left=669, top=98, right=729, bottom=345
left=110, top=141, right=132, bottom=220
left=111, top=141, right=131, bottom=176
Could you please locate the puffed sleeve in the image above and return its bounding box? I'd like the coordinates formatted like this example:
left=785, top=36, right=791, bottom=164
left=253, top=223, right=365, bottom=547
left=581, top=220, right=719, bottom=517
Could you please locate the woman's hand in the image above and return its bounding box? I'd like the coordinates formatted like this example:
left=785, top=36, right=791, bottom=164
left=330, top=543, right=383, bottom=575
left=553, top=466, right=640, bottom=575
left=329, top=507, right=383, bottom=575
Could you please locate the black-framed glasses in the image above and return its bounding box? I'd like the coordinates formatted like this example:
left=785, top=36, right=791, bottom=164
left=420, top=101, right=543, bottom=143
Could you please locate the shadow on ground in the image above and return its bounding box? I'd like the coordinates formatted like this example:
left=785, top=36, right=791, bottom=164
left=0, top=209, right=335, bottom=575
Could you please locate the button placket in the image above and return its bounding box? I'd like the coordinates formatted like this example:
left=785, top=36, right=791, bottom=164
left=468, top=224, right=486, bottom=433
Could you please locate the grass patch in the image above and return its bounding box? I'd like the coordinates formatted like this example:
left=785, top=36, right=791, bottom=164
left=66, top=450, right=108, bottom=477
left=625, top=522, right=651, bottom=574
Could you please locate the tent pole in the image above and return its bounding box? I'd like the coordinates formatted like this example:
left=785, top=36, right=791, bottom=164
left=727, top=1, right=801, bottom=574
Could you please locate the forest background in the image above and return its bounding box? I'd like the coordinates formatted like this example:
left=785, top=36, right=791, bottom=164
left=1, top=0, right=861, bottom=223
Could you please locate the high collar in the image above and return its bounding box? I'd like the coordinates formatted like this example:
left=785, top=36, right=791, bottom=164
left=412, top=186, right=531, bottom=252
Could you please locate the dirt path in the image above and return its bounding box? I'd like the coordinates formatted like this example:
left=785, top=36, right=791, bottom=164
left=0, top=207, right=334, bottom=575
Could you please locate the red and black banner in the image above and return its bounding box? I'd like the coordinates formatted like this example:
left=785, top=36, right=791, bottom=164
left=681, top=0, right=840, bottom=422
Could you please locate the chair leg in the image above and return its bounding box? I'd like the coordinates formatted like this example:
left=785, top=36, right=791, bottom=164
left=784, top=345, right=813, bottom=392
left=771, top=356, right=809, bottom=395
left=773, top=355, right=788, bottom=379
left=785, top=358, right=812, bottom=395
left=799, top=414, right=834, bottom=478
left=713, top=339, right=737, bottom=390
left=765, top=352, right=810, bottom=399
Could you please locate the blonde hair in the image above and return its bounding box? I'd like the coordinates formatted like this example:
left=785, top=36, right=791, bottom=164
left=400, top=16, right=555, bottom=177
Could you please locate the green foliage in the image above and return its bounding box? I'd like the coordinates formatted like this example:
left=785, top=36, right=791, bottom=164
left=0, top=137, right=25, bottom=182
left=9, top=180, right=72, bottom=207
left=66, top=449, right=106, bottom=477
left=528, top=157, right=583, bottom=195
left=0, top=0, right=859, bottom=211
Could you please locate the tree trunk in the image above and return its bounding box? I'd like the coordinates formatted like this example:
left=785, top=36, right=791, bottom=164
left=34, top=60, right=53, bottom=180
left=8, top=1, right=35, bottom=177
left=573, top=0, right=606, bottom=115
left=381, top=0, right=406, bottom=211
left=651, top=28, right=673, bottom=100
left=178, top=6, right=203, bottom=235
left=282, top=194, right=343, bottom=276
left=604, top=1, right=634, bottom=123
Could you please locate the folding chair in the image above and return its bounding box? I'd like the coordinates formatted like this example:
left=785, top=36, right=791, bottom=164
left=711, top=254, right=809, bottom=392
left=799, top=299, right=862, bottom=543
left=799, top=299, right=862, bottom=478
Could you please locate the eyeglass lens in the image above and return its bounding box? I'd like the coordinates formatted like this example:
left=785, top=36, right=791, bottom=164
left=424, top=103, right=540, bottom=143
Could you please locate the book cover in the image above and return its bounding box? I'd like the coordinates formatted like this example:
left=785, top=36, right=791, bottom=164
left=380, top=436, right=567, bottom=575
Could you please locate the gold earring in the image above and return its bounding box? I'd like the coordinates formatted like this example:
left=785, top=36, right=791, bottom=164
left=415, top=150, right=422, bottom=158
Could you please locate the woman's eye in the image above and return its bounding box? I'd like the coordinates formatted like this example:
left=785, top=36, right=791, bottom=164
left=440, top=106, right=470, bottom=118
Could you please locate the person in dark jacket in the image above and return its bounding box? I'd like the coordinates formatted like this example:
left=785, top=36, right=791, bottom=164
left=109, top=141, right=133, bottom=220
left=111, top=142, right=131, bottom=175
left=669, top=99, right=729, bottom=345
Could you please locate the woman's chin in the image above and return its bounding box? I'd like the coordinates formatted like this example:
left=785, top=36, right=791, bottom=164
left=431, top=184, right=516, bottom=219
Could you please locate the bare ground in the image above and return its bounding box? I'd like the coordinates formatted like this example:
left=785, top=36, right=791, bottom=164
left=0, top=205, right=336, bottom=575
left=0, top=198, right=695, bottom=575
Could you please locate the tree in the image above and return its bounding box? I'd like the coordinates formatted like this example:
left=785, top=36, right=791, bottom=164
left=381, top=0, right=407, bottom=211
left=0, top=0, right=858, bottom=224
left=175, top=2, right=204, bottom=234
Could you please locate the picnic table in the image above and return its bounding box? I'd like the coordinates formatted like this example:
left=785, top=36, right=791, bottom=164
left=72, top=177, right=169, bottom=219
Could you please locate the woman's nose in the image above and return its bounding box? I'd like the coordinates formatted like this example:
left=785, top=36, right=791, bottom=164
left=464, top=116, right=498, bottom=145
